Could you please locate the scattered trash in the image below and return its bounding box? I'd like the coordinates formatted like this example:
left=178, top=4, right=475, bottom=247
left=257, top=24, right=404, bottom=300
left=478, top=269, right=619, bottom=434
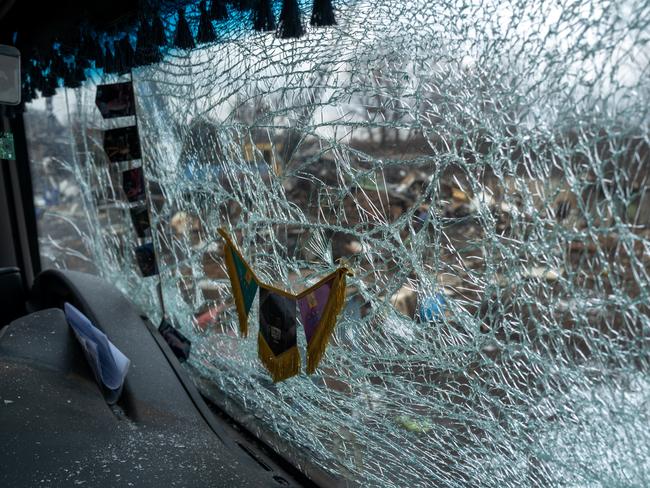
left=452, top=188, right=470, bottom=202
left=391, top=286, right=417, bottom=318
left=524, top=267, right=563, bottom=281
left=419, top=293, right=447, bottom=322
left=64, top=303, right=131, bottom=404
left=170, top=211, right=194, bottom=237
left=395, top=415, right=433, bottom=433
left=194, top=303, right=228, bottom=331
left=470, top=190, right=495, bottom=213
left=345, top=240, right=364, bottom=255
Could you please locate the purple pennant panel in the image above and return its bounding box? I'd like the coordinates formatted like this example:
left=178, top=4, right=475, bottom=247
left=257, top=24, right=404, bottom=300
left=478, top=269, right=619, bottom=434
left=298, top=280, right=332, bottom=343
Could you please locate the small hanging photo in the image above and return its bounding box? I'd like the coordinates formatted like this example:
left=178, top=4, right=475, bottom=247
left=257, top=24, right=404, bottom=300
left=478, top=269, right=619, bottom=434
left=122, top=167, right=146, bottom=202
left=135, top=242, right=158, bottom=277
left=104, top=126, right=141, bottom=163
left=95, top=82, right=136, bottom=119
left=258, top=287, right=300, bottom=382
left=129, top=205, right=151, bottom=238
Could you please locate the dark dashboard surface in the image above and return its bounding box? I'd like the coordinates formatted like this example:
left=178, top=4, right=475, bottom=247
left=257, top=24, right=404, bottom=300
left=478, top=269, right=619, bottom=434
left=0, top=269, right=307, bottom=487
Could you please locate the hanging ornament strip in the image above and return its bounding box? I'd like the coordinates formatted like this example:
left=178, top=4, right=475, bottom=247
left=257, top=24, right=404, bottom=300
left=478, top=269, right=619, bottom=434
left=103, top=126, right=142, bottom=163
left=219, top=228, right=260, bottom=337
left=296, top=267, right=348, bottom=374
left=218, top=228, right=351, bottom=381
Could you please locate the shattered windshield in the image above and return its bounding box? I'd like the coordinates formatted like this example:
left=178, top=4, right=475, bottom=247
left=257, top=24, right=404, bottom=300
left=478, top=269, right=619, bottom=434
left=25, top=0, right=650, bottom=486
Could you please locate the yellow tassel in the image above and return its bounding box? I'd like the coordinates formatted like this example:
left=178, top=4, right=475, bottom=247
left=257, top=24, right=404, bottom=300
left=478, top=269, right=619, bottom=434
left=258, top=333, right=301, bottom=382
left=306, top=269, right=348, bottom=374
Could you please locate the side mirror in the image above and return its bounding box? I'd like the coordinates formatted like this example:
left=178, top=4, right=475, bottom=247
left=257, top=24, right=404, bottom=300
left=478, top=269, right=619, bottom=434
left=0, top=45, right=21, bottom=106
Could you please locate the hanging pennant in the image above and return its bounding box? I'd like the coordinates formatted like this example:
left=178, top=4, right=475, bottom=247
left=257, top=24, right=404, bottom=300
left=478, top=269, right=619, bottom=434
left=218, top=228, right=350, bottom=378
left=129, top=205, right=151, bottom=238
left=104, top=126, right=141, bottom=162
left=218, top=228, right=259, bottom=337
left=122, top=167, right=146, bottom=202
left=134, top=242, right=158, bottom=277
left=95, top=81, right=136, bottom=119
left=297, top=267, right=348, bottom=373
left=258, top=286, right=300, bottom=382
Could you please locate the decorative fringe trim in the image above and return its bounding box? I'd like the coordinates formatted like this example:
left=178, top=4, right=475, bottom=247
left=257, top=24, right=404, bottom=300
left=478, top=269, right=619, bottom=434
left=311, top=0, right=336, bottom=26
left=234, top=0, right=254, bottom=11
left=254, top=0, right=276, bottom=32
left=79, top=34, right=104, bottom=67
left=103, top=42, right=118, bottom=74
left=152, top=14, right=167, bottom=47
left=42, top=71, right=58, bottom=98
left=174, top=8, right=196, bottom=50
left=197, top=1, right=218, bottom=44
left=135, top=20, right=163, bottom=66
left=258, top=334, right=301, bottom=383
left=306, top=268, right=347, bottom=374
left=278, top=0, right=304, bottom=39
left=115, top=36, right=135, bottom=75
left=210, top=0, right=229, bottom=20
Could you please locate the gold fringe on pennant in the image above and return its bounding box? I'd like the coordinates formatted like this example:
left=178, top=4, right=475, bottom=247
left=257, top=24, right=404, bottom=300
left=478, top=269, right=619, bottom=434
left=219, top=228, right=259, bottom=338
left=258, top=333, right=301, bottom=382
left=305, top=268, right=349, bottom=374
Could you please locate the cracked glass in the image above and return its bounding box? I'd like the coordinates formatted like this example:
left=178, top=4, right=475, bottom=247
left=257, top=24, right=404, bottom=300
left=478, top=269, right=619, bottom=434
left=25, top=0, right=650, bottom=486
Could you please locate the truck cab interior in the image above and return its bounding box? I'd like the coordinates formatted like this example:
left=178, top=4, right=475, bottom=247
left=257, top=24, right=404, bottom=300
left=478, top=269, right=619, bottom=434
left=2, top=0, right=650, bottom=487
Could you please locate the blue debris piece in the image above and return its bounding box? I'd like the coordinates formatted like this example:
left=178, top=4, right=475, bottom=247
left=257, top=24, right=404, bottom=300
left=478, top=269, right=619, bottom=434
left=419, top=292, right=447, bottom=322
